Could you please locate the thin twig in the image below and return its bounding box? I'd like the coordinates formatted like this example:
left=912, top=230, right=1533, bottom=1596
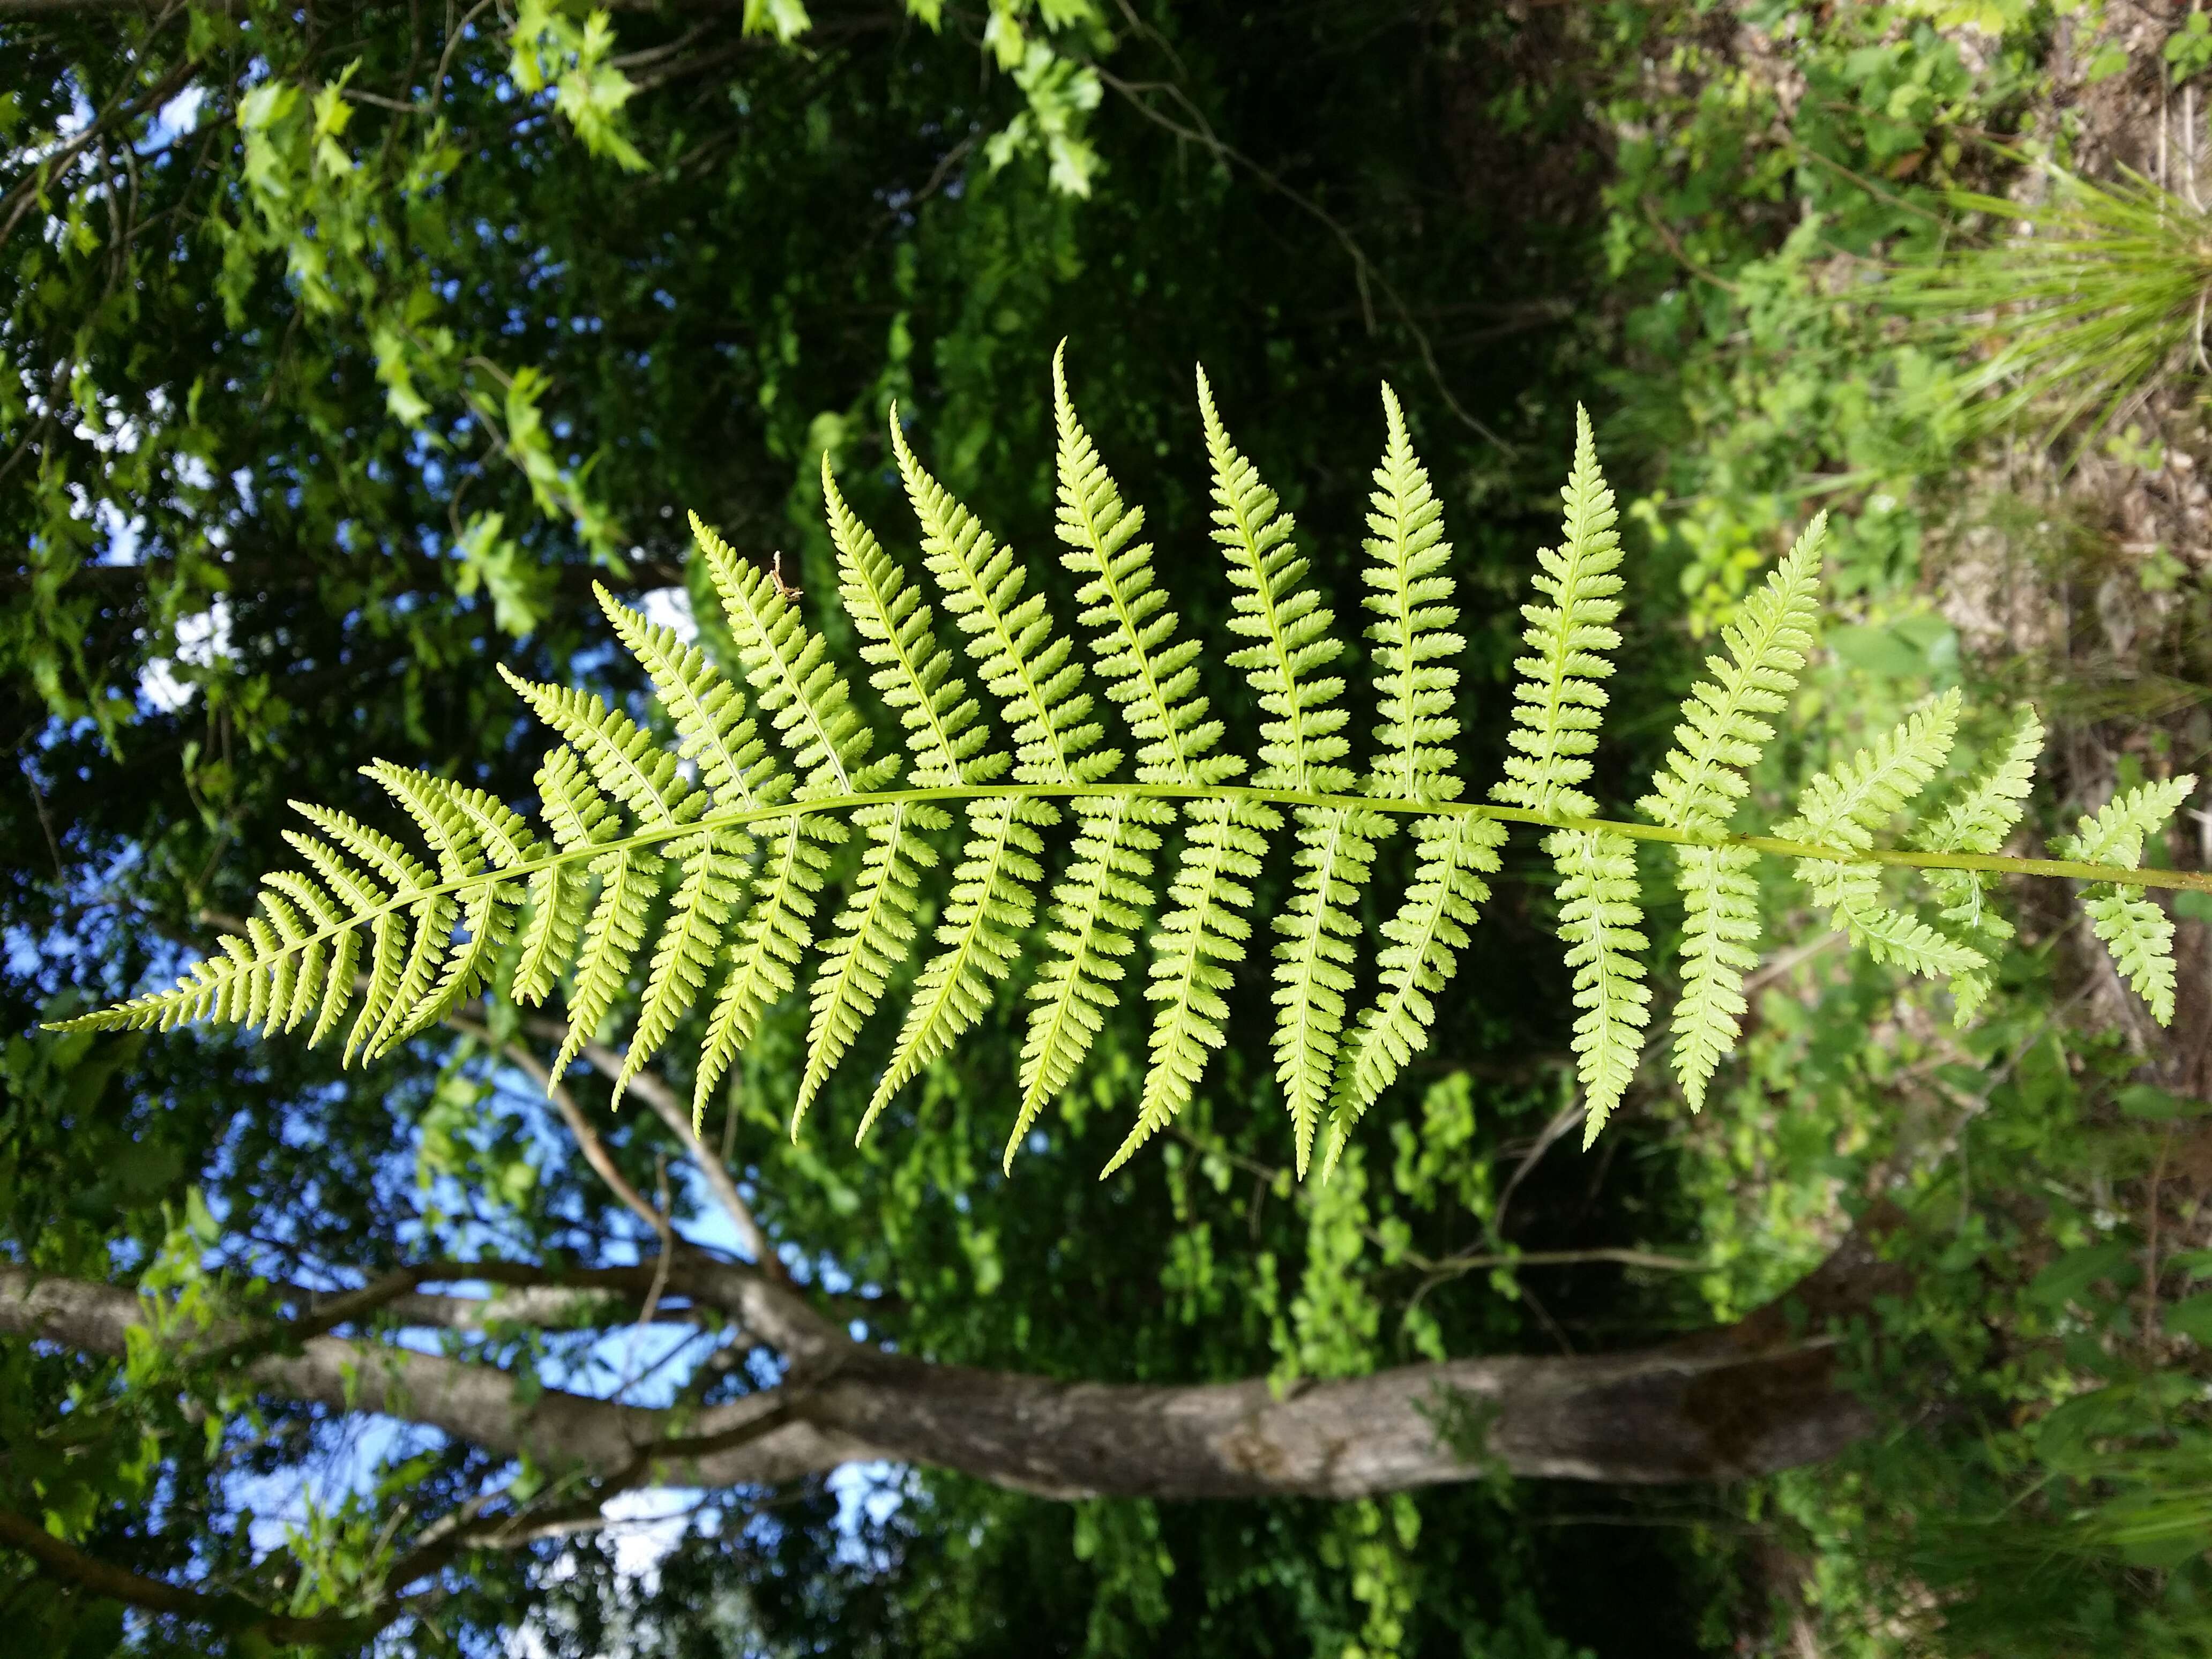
left=447, top=1014, right=663, bottom=1236
left=576, top=1040, right=781, bottom=1276
left=1096, top=68, right=1515, bottom=455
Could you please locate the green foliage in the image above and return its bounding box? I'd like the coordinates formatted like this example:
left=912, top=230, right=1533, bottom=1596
left=2059, top=776, right=2199, bottom=1025
left=1886, top=168, right=2212, bottom=454
left=1641, top=520, right=1826, bottom=1109
left=56, top=362, right=2201, bottom=1171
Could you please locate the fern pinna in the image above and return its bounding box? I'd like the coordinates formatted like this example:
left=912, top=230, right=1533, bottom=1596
left=63, top=348, right=2209, bottom=1176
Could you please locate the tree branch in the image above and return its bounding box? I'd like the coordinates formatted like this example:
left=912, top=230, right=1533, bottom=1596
left=1, top=1207, right=1909, bottom=1499
left=574, top=1036, right=781, bottom=1275
left=0, top=1507, right=398, bottom=1646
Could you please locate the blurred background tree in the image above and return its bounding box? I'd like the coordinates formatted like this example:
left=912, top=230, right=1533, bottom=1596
left=2, top=2, right=2209, bottom=1655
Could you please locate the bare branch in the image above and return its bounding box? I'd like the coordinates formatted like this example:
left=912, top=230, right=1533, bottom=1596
left=2, top=1211, right=1908, bottom=1498
left=0, top=1267, right=871, bottom=1488
left=577, top=1036, right=781, bottom=1275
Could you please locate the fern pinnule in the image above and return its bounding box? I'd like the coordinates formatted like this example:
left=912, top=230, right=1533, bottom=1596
left=1075, top=365, right=1277, bottom=1173
left=1781, top=691, right=1981, bottom=984
left=1639, top=517, right=1826, bottom=1109
left=859, top=794, right=1048, bottom=1144
left=1199, top=368, right=1378, bottom=1174
left=874, top=423, right=1156, bottom=1149
left=850, top=420, right=1071, bottom=1138
left=1053, top=349, right=1244, bottom=1169
left=694, top=512, right=888, bottom=798
left=1052, top=343, right=1238, bottom=789
left=286, top=808, right=451, bottom=1060
left=2058, top=775, right=2198, bottom=1024
left=516, top=745, right=616, bottom=1008
left=1010, top=792, right=1174, bottom=1171
left=597, top=586, right=786, bottom=812
left=1324, top=387, right=1490, bottom=1174
left=365, top=764, right=535, bottom=1034
left=1493, top=406, right=1622, bottom=824
left=555, top=843, right=661, bottom=1082
left=1325, top=817, right=1506, bottom=1177
left=797, top=800, right=946, bottom=1129
left=619, top=831, right=749, bottom=1107
left=1491, top=408, right=1648, bottom=1136
left=1552, top=827, right=1653, bottom=1145
left=891, top=412, right=1111, bottom=787
left=784, top=461, right=975, bottom=1134
left=692, top=812, right=838, bottom=1121
left=1914, top=706, right=2044, bottom=1022
left=1363, top=383, right=1464, bottom=807
left=825, top=457, right=992, bottom=790
left=1110, top=795, right=1275, bottom=1177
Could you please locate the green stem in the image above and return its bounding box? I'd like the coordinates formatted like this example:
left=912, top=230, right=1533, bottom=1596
left=93, top=780, right=2212, bottom=993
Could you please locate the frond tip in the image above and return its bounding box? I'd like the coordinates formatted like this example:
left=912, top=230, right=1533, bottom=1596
left=51, top=352, right=2208, bottom=1185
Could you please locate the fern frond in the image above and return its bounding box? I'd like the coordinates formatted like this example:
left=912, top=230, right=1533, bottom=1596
left=1914, top=707, right=2045, bottom=1022
left=1781, top=690, right=1981, bottom=987
left=57, top=354, right=2208, bottom=1185
left=1552, top=827, right=1653, bottom=1145
left=1639, top=517, right=1826, bottom=1107
left=2058, top=775, right=2198, bottom=1024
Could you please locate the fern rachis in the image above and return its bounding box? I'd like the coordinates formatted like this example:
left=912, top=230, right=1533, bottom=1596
left=60, top=353, right=2208, bottom=1178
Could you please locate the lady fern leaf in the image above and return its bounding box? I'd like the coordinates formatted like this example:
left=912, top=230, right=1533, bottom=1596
left=54, top=354, right=2209, bottom=1179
